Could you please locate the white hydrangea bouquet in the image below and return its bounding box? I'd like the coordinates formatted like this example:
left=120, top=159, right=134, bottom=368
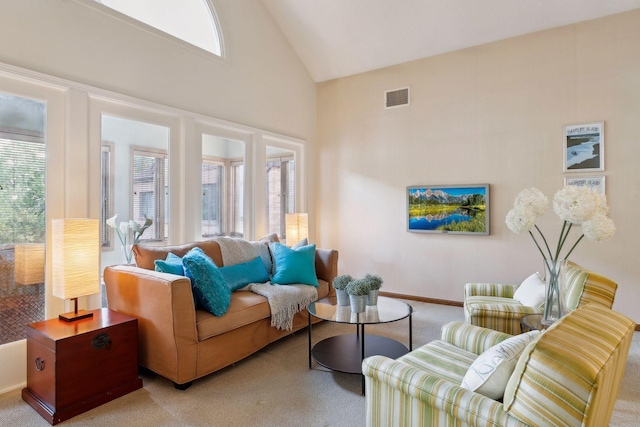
left=106, top=214, right=153, bottom=264
left=505, top=186, right=615, bottom=322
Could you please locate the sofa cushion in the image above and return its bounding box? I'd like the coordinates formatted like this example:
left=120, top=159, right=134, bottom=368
left=182, top=247, right=231, bottom=316
left=154, top=252, right=184, bottom=276
left=461, top=330, right=541, bottom=399
left=195, top=292, right=271, bottom=340
left=271, top=242, right=318, bottom=287
left=219, top=256, right=270, bottom=292
left=513, top=273, right=545, bottom=307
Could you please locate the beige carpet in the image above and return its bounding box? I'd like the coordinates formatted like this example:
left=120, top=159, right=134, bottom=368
left=0, top=301, right=638, bottom=427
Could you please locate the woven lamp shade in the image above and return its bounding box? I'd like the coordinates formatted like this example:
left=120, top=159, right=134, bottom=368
left=14, top=243, right=45, bottom=285
left=285, top=213, right=308, bottom=246
left=52, top=218, right=100, bottom=301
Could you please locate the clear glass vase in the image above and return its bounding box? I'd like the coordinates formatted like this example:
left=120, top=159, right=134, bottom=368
left=542, top=259, right=568, bottom=326
left=121, top=244, right=133, bottom=265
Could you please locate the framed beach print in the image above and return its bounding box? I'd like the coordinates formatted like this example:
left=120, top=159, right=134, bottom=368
left=406, top=184, right=489, bottom=235
left=563, top=121, right=604, bottom=172
left=564, top=176, right=606, bottom=194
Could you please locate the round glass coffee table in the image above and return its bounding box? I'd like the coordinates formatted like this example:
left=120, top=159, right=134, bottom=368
left=308, top=296, right=413, bottom=395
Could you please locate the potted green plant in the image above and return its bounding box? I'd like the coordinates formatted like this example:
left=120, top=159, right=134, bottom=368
left=346, top=278, right=371, bottom=313
left=332, top=274, right=353, bottom=306
left=363, top=274, right=383, bottom=305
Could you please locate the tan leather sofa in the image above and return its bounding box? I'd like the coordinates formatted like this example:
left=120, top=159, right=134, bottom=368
left=104, top=239, right=338, bottom=389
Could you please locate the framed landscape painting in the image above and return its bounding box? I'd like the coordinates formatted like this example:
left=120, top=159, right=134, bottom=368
left=407, top=184, right=489, bottom=235
left=564, top=121, right=604, bottom=172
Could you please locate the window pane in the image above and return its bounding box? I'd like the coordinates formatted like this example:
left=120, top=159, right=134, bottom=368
left=232, top=163, right=244, bottom=237
left=202, top=162, right=222, bottom=237
left=133, top=152, right=168, bottom=241
left=0, top=93, right=46, bottom=345
left=101, top=115, right=170, bottom=273
left=101, top=144, right=113, bottom=247
left=97, top=0, right=222, bottom=56
left=266, top=161, right=282, bottom=237
left=266, top=147, right=295, bottom=240
left=202, top=134, right=244, bottom=238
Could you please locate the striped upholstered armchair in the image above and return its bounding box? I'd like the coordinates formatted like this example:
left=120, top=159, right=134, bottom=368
left=363, top=304, right=635, bottom=427
left=463, top=261, right=617, bottom=334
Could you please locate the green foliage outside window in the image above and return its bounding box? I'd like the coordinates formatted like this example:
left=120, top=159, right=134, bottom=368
left=0, top=139, right=45, bottom=244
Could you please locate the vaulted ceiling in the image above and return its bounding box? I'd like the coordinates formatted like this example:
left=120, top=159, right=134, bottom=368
left=261, top=0, right=640, bottom=82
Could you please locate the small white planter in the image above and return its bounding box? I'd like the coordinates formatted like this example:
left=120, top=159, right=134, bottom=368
left=335, top=289, right=350, bottom=306
left=367, top=289, right=379, bottom=305
left=349, top=295, right=367, bottom=313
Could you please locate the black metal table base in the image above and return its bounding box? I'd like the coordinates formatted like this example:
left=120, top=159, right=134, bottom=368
left=312, top=333, right=408, bottom=373
left=308, top=311, right=413, bottom=395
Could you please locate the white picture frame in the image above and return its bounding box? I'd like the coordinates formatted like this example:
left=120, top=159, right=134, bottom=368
left=563, top=121, right=604, bottom=172
left=564, top=176, right=606, bottom=194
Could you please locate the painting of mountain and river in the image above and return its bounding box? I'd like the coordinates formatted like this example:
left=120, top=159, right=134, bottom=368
left=407, top=185, right=489, bottom=235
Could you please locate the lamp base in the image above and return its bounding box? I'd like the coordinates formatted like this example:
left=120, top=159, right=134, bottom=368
left=59, top=310, right=93, bottom=322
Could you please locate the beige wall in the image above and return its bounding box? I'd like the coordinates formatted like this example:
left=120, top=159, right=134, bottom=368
left=317, top=9, right=640, bottom=323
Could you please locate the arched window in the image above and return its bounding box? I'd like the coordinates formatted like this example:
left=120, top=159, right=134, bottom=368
left=95, top=0, right=223, bottom=56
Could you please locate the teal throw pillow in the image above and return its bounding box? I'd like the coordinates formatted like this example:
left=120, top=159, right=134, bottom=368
left=219, top=256, right=270, bottom=292
left=271, top=242, right=318, bottom=287
left=154, top=252, right=184, bottom=276
left=182, top=247, right=231, bottom=316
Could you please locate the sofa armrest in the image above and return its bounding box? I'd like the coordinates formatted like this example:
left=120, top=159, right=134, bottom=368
left=315, top=248, right=339, bottom=296
left=104, top=265, right=199, bottom=385
left=464, top=282, right=516, bottom=298
left=363, top=356, right=517, bottom=426
left=440, top=321, right=512, bottom=355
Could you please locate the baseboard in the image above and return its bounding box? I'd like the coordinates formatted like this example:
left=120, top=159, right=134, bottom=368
left=379, top=292, right=640, bottom=331
left=379, top=291, right=463, bottom=307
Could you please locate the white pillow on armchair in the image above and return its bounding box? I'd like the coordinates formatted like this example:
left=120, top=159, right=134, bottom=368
left=512, top=272, right=545, bottom=307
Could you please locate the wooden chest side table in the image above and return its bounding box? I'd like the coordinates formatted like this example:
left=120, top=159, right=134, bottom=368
left=22, top=308, right=143, bottom=425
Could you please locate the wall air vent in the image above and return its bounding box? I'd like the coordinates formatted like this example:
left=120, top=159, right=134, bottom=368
left=385, top=87, right=410, bottom=109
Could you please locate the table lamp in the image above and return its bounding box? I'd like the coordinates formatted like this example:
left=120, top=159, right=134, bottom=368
left=14, top=243, right=45, bottom=285
left=285, top=213, right=308, bottom=246
left=52, top=218, right=100, bottom=322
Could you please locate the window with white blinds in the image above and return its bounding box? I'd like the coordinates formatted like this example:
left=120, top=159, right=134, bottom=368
left=202, top=159, right=224, bottom=237
left=266, top=155, right=295, bottom=238
left=132, top=148, right=168, bottom=241
left=0, top=93, right=46, bottom=246
left=0, top=92, right=46, bottom=344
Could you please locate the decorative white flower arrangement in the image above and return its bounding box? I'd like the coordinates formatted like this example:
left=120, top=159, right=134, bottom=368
left=506, top=186, right=615, bottom=262
left=106, top=214, right=153, bottom=264
left=506, top=186, right=615, bottom=322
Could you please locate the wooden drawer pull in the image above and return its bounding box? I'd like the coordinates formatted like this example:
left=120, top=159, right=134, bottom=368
left=34, top=357, right=45, bottom=371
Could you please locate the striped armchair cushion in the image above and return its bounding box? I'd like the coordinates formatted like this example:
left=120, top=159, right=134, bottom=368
left=503, top=304, right=635, bottom=427
left=464, top=296, right=540, bottom=335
